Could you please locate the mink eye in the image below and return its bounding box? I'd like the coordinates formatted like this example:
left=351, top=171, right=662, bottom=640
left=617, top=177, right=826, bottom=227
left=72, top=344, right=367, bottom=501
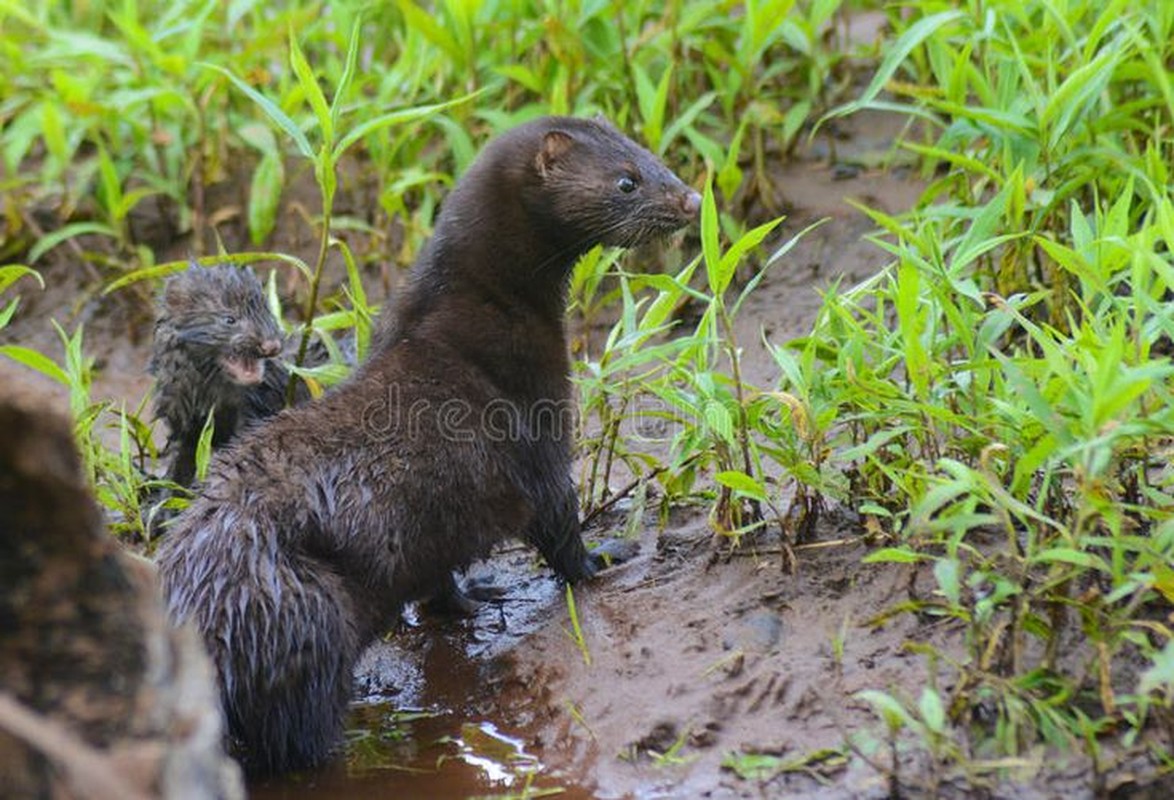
left=223, top=315, right=237, bottom=325
left=616, top=175, right=639, bottom=193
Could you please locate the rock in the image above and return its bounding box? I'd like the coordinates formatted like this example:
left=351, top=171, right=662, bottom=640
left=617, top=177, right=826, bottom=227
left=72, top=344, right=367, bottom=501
left=0, top=362, right=243, bottom=800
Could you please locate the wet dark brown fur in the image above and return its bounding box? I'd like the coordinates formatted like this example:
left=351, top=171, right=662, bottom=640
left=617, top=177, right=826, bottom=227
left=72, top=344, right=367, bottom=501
left=149, top=263, right=290, bottom=487
left=157, top=116, right=700, bottom=775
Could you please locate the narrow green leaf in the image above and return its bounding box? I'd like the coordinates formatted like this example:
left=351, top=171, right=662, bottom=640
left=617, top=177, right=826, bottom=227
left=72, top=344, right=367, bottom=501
left=837, top=426, right=913, bottom=462
left=104, top=252, right=312, bottom=295
left=0, top=297, right=20, bottom=329
left=0, top=0, right=40, bottom=27
left=1041, top=44, right=1121, bottom=149
left=201, top=62, right=314, bottom=159
left=1139, top=641, right=1174, bottom=695
left=903, top=141, right=1000, bottom=183
left=855, top=689, right=916, bottom=731
left=332, top=16, right=363, bottom=124
left=265, top=269, right=285, bottom=332
left=661, top=92, right=717, bottom=156
left=647, top=62, right=674, bottom=153
left=703, top=399, right=735, bottom=445
left=115, top=187, right=159, bottom=222
left=700, top=177, right=721, bottom=295
left=0, top=345, right=70, bottom=385
left=96, top=145, right=123, bottom=217
left=732, top=218, right=828, bottom=318
left=337, top=239, right=370, bottom=361
left=40, top=100, right=68, bottom=163
left=933, top=557, right=961, bottom=607
left=632, top=62, right=658, bottom=150
left=0, top=265, right=44, bottom=294
left=717, top=119, right=747, bottom=198
left=495, top=64, right=544, bottom=93
left=951, top=188, right=1024, bottom=273
left=237, top=121, right=279, bottom=156
left=1035, top=236, right=1097, bottom=288
left=722, top=752, right=785, bottom=781
left=895, top=260, right=927, bottom=397
left=564, top=584, right=591, bottom=666
left=717, top=215, right=785, bottom=294
left=819, top=10, right=965, bottom=128
left=248, top=153, right=284, bottom=245
left=640, top=256, right=702, bottom=332
left=288, top=28, right=332, bottom=146
left=919, top=688, right=946, bottom=734
left=1030, top=548, right=1110, bottom=573
left=862, top=547, right=928, bottom=565
left=195, top=409, right=215, bottom=482
left=394, top=0, right=463, bottom=62
left=333, top=91, right=483, bottom=159
left=29, top=222, right=118, bottom=263
left=287, top=360, right=351, bottom=388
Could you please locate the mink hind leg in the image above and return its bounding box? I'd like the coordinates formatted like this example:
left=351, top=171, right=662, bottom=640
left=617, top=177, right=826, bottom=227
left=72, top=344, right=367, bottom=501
left=419, top=570, right=507, bottom=617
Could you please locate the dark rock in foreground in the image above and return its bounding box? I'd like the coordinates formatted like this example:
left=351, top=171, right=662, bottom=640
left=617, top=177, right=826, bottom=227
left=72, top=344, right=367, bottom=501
left=0, top=362, right=243, bottom=800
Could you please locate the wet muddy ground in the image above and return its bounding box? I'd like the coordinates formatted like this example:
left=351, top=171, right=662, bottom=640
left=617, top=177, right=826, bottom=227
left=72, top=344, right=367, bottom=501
left=7, top=112, right=1163, bottom=798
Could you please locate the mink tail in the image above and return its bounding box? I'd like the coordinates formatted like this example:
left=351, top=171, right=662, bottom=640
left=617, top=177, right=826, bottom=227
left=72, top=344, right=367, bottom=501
left=157, top=507, right=360, bottom=775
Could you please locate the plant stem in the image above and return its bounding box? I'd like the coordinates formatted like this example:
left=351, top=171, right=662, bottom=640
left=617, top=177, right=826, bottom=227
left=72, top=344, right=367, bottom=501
left=286, top=164, right=334, bottom=405
left=719, top=300, right=762, bottom=523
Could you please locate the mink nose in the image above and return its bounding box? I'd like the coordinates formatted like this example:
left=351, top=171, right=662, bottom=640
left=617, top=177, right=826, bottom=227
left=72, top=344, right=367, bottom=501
left=259, top=339, right=282, bottom=358
left=681, top=190, right=702, bottom=217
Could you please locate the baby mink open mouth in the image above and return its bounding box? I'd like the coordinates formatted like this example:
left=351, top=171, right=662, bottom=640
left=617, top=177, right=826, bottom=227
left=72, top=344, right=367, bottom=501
left=218, top=354, right=266, bottom=385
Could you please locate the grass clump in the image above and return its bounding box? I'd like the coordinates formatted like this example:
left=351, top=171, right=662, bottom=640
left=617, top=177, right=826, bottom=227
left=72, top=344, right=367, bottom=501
left=777, top=0, right=1174, bottom=790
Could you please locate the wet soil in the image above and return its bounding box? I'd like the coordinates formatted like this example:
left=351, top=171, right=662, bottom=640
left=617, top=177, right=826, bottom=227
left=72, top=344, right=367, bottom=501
left=5, top=111, right=1163, bottom=799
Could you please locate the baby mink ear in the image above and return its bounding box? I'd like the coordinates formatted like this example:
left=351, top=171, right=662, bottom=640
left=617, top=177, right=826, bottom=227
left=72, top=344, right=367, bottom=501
left=536, top=130, right=574, bottom=177
left=163, top=276, right=191, bottom=309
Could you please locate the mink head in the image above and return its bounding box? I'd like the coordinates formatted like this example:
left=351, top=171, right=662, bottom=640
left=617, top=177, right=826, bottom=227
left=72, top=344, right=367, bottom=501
left=156, top=263, right=284, bottom=386
left=525, top=116, right=701, bottom=252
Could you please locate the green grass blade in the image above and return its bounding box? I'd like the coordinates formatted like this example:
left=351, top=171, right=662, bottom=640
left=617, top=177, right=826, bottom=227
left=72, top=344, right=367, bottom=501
left=394, top=0, right=463, bottom=62
left=104, top=252, right=313, bottom=295
left=819, top=9, right=965, bottom=127
left=0, top=265, right=44, bottom=294
left=288, top=26, right=333, bottom=146
left=29, top=222, right=118, bottom=263
left=201, top=62, right=314, bottom=159
left=333, top=91, right=484, bottom=159
left=332, top=16, right=363, bottom=125
left=0, top=345, right=70, bottom=386
left=700, top=177, right=722, bottom=295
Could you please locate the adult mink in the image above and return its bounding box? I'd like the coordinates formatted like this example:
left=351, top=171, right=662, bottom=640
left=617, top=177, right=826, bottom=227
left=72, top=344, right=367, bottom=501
left=157, top=116, right=700, bottom=775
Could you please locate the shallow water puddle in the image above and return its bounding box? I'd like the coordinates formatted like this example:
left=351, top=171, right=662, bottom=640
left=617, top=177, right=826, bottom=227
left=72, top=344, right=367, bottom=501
left=249, top=557, right=594, bottom=798
left=251, top=707, right=577, bottom=799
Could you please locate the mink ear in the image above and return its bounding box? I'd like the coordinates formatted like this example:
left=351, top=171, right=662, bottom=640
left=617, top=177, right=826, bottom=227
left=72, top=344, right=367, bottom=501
left=163, top=261, right=200, bottom=306
left=537, top=130, right=574, bottom=176
left=162, top=278, right=187, bottom=310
